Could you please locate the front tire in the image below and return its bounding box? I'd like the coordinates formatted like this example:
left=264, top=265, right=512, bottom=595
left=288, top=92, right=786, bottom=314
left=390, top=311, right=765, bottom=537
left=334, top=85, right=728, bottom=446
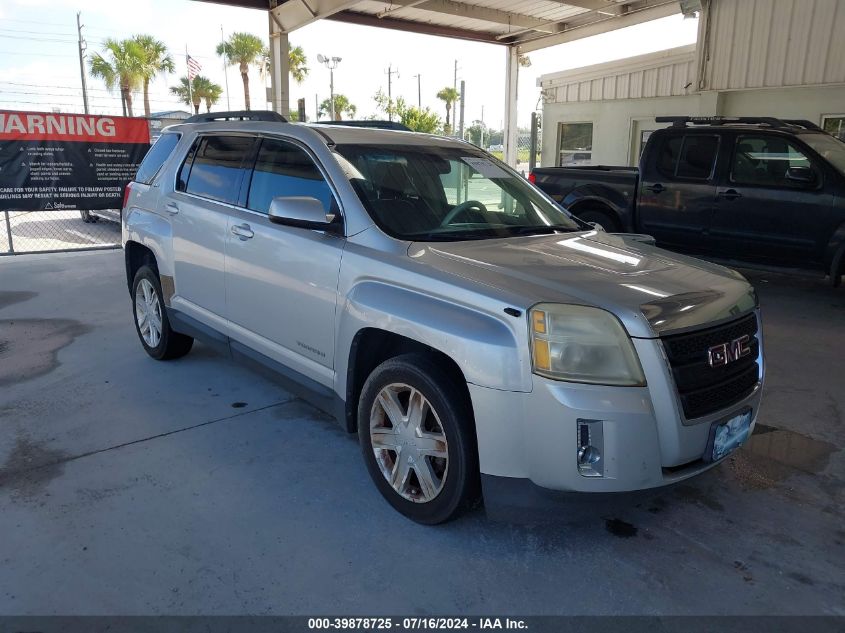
left=358, top=353, right=479, bottom=524
left=131, top=265, right=193, bottom=360
left=577, top=207, right=621, bottom=233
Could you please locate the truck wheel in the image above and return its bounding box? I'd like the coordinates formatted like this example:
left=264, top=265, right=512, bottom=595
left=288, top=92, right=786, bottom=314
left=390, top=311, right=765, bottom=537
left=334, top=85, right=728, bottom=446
left=358, top=353, right=479, bottom=524
left=577, top=208, right=620, bottom=233
left=131, top=265, right=193, bottom=360
left=80, top=210, right=98, bottom=223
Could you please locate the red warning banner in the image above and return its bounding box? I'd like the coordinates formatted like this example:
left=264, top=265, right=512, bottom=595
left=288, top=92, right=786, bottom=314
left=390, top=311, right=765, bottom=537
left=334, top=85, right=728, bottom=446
left=0, top=110, right=150, bottom=143
left=0, top=110, right=151, bottom=211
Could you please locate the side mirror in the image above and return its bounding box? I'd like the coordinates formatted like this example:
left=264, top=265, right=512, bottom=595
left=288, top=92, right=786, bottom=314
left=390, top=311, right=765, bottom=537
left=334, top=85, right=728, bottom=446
left=785, top=166, right=816, bottom=185
left=268, top=196, right=340, bottom=232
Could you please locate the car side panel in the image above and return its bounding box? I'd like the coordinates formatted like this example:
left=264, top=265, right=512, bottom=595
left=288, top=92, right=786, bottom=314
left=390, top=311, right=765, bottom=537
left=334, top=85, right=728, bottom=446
left=334, top=240, right=531, bottom=397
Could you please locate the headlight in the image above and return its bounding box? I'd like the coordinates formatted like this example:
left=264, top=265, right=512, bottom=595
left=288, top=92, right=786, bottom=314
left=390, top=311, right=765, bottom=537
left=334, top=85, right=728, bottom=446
left=529, top=303, right=646, bottom=386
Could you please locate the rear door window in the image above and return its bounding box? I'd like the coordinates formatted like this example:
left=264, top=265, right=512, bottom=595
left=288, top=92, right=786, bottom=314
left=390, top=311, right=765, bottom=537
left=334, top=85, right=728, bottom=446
left=657, top=135, right=718, bottom=180
left=135, top=132, right=180, bottom=184
left=246, top=137, right=336, bottom=214
left=184, top=135, right=254, bottom=205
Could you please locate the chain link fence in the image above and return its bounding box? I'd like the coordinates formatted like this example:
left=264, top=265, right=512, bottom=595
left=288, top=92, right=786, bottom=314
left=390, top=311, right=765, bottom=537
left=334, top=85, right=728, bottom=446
left=1, top=209, right=121, bottom=256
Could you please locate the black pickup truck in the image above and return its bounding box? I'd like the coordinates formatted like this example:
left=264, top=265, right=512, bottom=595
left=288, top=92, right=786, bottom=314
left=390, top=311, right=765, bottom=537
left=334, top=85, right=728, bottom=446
left=530, top=116, right=845, bottom=285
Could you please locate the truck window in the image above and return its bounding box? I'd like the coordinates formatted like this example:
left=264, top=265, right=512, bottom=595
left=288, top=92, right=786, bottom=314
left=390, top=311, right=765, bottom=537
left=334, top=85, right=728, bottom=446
left=246, top=138, right=336, bottom=214
left=135, top=132, right=180, bottom=184
left=557, top=123, right=593, bottom=166
left=657, top=135, right=718, bottom=180
left=183, top=135, right=254, bottom=205
left=731, top=135, right=813, bottom=187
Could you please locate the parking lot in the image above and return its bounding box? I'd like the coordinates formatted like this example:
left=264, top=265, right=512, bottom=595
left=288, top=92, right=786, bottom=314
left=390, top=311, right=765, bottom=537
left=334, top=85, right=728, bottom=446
left=0, top=249, right=843, bottom=615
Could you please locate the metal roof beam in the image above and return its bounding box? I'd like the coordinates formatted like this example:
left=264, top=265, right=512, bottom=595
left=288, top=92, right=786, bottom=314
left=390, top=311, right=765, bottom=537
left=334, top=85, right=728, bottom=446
left=374, top=0, right=565, bottom=33
left=328, top=10, right=506, bottom=43
left=270, top=0, right=364, bottom=32
left=511, top=0, right=678, bottom=51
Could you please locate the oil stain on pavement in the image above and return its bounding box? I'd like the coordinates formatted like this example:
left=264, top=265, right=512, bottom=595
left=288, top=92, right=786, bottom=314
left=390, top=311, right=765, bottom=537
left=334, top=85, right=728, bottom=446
left=0, top=291, right=38, bottom=311
left=0, top=434, right=69, bottom=502
left=0, top=319, right=91, bottom=387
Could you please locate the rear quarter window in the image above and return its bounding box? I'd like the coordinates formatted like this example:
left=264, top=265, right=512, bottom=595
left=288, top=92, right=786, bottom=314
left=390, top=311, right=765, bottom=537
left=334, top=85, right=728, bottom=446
left=135, top=133, right=181, bottom=185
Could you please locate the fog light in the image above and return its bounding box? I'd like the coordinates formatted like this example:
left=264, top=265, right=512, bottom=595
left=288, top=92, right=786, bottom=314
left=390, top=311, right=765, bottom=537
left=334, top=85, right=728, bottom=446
left=577, top=420, right=604, bottom=477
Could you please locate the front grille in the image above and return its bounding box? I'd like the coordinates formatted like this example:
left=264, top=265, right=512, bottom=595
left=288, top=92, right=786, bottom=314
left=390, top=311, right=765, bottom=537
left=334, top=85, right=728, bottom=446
left=661, top=314, right=760, bottom=419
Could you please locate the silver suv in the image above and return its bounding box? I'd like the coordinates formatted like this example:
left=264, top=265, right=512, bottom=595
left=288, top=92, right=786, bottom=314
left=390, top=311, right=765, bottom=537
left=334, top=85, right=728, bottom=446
left=122, top=113, right=764, bottom=524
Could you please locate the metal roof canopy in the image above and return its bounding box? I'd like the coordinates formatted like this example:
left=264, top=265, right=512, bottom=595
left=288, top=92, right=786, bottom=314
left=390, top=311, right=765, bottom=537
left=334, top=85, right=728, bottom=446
left=194, top=0, right=683, bottom=165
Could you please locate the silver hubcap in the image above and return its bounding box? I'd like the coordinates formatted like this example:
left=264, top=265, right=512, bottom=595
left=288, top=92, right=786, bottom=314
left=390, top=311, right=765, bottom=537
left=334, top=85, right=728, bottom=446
left=135, top=278, right=162, bottom=348
left=370, top=383, right=449, bottom=503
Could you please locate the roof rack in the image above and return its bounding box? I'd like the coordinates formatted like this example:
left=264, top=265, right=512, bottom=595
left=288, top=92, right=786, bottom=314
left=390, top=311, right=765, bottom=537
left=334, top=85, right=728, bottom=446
left=655, top=116, right=825, bottom=131
left=319, top=120, right=411, bottom=131
left=183, top=110, right=287, bottom=123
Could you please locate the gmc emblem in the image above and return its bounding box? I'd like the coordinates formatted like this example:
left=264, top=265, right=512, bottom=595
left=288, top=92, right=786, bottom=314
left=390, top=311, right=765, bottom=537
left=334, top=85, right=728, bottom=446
left=708, top=335, right=752, bottom=367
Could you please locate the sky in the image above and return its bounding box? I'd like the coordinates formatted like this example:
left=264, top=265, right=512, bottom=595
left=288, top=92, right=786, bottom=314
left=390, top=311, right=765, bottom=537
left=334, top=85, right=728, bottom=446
left=0, top=0, right=699, bottom=128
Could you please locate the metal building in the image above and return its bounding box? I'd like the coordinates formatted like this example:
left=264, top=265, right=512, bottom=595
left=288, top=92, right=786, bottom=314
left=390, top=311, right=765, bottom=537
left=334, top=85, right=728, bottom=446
left=538, top=0, right=845, bottom=166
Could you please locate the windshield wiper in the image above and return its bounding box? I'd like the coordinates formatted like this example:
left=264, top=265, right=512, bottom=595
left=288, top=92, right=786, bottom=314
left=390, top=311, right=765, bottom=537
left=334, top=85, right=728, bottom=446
left=510, top=225, right=579, bottom=235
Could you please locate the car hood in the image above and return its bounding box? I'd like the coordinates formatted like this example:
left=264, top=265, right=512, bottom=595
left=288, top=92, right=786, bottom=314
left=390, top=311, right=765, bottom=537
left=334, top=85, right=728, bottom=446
left=408, top=230, right=757, bottom=338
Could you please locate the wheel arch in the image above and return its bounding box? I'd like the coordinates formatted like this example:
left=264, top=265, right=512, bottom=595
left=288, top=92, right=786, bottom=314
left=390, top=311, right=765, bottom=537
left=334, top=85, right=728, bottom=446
left=344, top=329, right=472, bottom=433
left=337, top=282, right=530, bottom=432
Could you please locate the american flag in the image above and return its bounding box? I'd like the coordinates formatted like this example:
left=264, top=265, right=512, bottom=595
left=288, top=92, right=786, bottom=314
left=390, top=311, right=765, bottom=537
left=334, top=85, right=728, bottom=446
left=187, top=55, right=202, bottom=81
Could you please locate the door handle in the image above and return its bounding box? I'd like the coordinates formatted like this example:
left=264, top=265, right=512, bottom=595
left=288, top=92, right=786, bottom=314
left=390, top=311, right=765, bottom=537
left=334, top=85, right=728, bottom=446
left=647, top=183, right=665, bottom=194
left=718, top=189, right=742, bottom=200
left=165, top=202, right=179, bottom=215
left=231, top=223, right=254, bottom=240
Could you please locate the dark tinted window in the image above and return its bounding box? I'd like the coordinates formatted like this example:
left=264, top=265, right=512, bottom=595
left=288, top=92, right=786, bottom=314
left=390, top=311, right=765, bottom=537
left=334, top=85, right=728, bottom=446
left=135, top=133, right=180, bottom=184
left=247, top=138, right=335, bottom=214
left=731, top=135, right=813, bottom=186
left=657, top=136, right=683, bottom=176
left=676, top=136, right=718, bottom=179
left=656, top=135, right=718, bottom=180
left=184, top=135, right=254, bottom=204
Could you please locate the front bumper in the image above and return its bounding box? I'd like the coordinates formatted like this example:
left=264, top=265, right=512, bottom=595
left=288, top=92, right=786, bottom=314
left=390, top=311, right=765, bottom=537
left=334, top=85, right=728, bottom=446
left=469, top=334, right=764, bottom=503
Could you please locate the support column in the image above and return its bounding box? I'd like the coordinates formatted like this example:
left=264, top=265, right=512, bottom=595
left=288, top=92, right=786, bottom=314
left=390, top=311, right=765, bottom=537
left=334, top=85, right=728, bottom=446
left=268, top=13, right=291, bottom=117
left=503, top=45, right=519, bottom=168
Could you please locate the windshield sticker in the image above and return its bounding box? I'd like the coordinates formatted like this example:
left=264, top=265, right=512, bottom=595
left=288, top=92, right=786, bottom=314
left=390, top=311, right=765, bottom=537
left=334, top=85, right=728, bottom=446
left=461, top=156, right=511, bottom=179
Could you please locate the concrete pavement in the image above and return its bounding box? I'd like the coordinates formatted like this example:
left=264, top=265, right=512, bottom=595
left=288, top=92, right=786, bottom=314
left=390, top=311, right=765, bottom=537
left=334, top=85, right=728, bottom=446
left=0, top=250, right=843, bottom=615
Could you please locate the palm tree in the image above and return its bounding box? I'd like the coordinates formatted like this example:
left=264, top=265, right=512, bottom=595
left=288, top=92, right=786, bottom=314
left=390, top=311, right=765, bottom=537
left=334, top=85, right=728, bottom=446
left=319, top=94, right=356, bottom=121
left=260, top=44, right=309, bottom=84
left=133, top=34, right=174, bottom=118
left=216, top=32, right=265, bottom=110
left=436, top=86, right=460, bottom=135
left=89, top=38, right=144, bottom=117
left=170, top=76, right=201, bottom=114
left=194, top=77, right=223, bottom=112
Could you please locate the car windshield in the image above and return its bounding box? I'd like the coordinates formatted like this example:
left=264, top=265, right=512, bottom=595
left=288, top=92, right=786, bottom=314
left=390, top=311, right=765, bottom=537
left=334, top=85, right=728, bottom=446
left=801, top=132, right=845, bottom=176
left=332, top=144, right=582, bottom=241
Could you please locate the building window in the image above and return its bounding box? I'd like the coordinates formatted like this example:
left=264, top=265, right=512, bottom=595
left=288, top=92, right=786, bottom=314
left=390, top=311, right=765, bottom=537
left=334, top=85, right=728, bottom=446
left=822, top=115, right=845, bottom=141
left=557, top=122, right=593, bottom=166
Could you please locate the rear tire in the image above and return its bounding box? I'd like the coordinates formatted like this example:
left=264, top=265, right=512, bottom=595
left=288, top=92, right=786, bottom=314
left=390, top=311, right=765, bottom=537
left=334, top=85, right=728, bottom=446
left=358, top=353, right=479, bottom=524
left=576, top=207, right=621, bottom=233
left=131, top=265, right=193, bottom=360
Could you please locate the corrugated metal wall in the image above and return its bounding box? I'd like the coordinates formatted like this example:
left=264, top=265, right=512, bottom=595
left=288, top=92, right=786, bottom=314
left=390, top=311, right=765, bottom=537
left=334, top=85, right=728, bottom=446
left=542, top=47, right=696, bottom=103
left=704, top=0, right=845, bottom=90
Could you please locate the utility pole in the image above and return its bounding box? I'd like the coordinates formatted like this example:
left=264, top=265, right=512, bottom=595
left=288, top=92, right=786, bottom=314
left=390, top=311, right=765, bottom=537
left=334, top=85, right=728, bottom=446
left=315, top=93, right=319, bottom=120
left=76, top=12, right=89, bottom=114
left=453, top=59, right=458, bottom=91
left=481, top=105, right=485, bottom=148
left=385, top=65, right=399, bottom=121
left=413, top=74, right=421, bottom=109
left=220, top=26, right=231, bottom=110
left=458, top=80, right=466, bottom=140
